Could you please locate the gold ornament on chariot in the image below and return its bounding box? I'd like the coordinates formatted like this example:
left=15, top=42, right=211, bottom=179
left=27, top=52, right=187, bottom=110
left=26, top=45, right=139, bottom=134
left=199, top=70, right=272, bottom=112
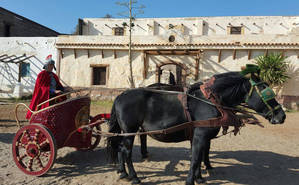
left=75, top=105, right=90, bottom=129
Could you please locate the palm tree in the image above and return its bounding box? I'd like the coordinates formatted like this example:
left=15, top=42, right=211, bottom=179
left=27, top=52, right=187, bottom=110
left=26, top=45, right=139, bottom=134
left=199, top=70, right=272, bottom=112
left=254, top=53, right=290, bottom=88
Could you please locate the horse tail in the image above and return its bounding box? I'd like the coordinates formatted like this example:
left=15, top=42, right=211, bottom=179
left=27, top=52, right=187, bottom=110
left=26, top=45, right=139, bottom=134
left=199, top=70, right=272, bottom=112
left=106, top=102, right=122, bottom=163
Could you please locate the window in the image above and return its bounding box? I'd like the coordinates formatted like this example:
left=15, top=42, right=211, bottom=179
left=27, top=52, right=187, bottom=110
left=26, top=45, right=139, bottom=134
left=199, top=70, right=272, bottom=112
left=92, top=66, right=107, bottom=85
left=113, top=27, right=124, bottom=36
left=20, top=63, right=30, bottom=77
left=229, top=26, right=242, bottom=34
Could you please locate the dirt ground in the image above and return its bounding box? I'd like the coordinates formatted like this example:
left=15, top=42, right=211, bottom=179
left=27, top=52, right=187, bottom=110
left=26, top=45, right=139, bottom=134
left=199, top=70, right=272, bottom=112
left=0, top=102, right=298, bottom=185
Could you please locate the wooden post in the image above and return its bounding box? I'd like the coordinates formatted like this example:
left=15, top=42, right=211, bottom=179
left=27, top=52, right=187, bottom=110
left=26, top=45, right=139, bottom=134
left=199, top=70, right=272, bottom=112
left=218, top=49, right=222, bottom=63
left=18, top=63, right=21, bottom=82
left=143, top=51, right=147, bottom=79
left=233, top=49, right=236, bottom=60
left=101, top=50, right=104, bottom=58
left=114, top=50, right=117, bottom=59
left=195, top=55, right=200, bottom=80
left=264, top=49, right=268, bottom=57
left=248, top=50, right=252, bottom=60
left=87, top=49, right=90, bottom=58
left=74, top=49, right=77, bottom=59
left=60, top=49, right=64, bottom=59
left=281, top=50, right=285, bottom=57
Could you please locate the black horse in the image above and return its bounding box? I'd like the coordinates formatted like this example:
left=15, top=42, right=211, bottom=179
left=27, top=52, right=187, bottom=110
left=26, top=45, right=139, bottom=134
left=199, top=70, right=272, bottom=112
left=106, top=72, right=286, bottom=185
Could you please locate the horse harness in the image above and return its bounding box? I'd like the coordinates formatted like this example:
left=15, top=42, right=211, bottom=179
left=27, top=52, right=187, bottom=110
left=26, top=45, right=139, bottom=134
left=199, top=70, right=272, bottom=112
left=177, top=77, right=243, bottom=140
left=82, top=79, right=263, bottom=139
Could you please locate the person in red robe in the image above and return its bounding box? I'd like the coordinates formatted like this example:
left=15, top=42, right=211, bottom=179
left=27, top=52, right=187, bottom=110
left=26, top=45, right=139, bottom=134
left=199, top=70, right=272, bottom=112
left=26, top=55, right=64, bottom=119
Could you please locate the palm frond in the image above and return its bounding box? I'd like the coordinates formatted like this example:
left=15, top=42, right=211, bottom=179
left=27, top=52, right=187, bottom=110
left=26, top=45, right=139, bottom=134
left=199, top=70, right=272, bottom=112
left=254, top=53, right=290, bottom=87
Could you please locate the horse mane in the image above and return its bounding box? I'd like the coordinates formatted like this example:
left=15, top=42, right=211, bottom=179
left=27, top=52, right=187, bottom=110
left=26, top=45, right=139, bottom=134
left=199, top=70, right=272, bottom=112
left=189, top=72, right=248, bottom=106
left=210, top=72, right=248, bottom=106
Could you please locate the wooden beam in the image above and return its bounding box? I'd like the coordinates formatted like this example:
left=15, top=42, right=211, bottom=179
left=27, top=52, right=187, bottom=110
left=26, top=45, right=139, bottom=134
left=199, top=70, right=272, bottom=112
left=143, top=51, right=147, bottom=79
left=60, top=49, right=64, bottom=59
left=281, top=50, right=285, bottom=57
left=144, top=50, right=199, bottom=56
left=233, top=49, right=236, bottom=60
left=218, top=49, right=222, bottom=63
left=114, top=50, right=117, bottom=59
left=74, top=49, right=77, bottom=59
left=264, top=49, right=268, bottom=57
left=195, top=55, right=200, bottom=80
left=18, top=63, right=21, bottom=82
left=248, top=50, right=252, bottom=60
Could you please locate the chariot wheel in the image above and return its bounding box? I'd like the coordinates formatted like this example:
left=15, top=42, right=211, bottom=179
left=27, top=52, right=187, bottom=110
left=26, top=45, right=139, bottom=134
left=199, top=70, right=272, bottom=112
left=12, top=124, right=57, bottom=176
left=89, top=125, right=101, bottom=150
left=79, top=124, right=101, bottom=151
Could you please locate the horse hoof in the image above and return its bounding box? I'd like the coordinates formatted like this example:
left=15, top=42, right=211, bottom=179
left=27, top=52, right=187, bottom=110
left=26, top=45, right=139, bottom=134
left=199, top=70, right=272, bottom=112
left=195, top=177, right=206, bottom=184
left=185, top=182, right=194, bottom=185
left=141, top=155, right=150, bottom=162
left=141, top=152, right=149, bottom=159
left=207, top=168, right=215, bottom=176
left=206, top=165, right=213, bottom=170
left=119, top=172, right=129, bottom=180
left=131, top=177, right=141, bottom=184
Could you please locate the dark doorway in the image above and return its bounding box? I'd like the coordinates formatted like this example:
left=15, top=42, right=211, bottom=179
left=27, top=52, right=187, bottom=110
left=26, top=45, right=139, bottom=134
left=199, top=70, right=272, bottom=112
left=158, top=64, right=186, bottom=86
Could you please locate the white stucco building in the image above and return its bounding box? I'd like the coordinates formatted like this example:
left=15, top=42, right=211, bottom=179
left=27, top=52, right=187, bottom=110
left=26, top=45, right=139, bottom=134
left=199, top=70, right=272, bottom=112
left=56, top=16, right=299, bottom=109
left=0, top=37, right=58, bottom=98
left=1, top=16, right=298, bottom=109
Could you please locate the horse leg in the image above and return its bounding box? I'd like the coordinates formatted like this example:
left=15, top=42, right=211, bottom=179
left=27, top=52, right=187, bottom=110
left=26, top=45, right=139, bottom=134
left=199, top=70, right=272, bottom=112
left=203, top=140, right=213, bottom=170
left=117, top=141, right=129, bottom=179
left=123, top=136, right=141, bottom=184
left=186, top=131, right=205, bottom=185
left=140, top=134, right=149, bottom=159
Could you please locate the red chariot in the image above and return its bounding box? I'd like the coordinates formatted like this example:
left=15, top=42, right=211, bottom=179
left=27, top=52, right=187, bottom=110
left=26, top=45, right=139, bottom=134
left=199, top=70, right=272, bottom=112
left=12, top=90, right=110, bottom=176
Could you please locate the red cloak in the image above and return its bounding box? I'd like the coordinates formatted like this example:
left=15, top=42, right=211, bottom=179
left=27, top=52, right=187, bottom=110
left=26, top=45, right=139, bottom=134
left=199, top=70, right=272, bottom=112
left=26, top=70, right=63, bottom=119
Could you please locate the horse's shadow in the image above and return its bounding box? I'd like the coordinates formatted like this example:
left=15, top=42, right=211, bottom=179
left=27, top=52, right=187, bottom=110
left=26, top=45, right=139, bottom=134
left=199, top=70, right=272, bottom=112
left=47, top=145, right=299, bottom=185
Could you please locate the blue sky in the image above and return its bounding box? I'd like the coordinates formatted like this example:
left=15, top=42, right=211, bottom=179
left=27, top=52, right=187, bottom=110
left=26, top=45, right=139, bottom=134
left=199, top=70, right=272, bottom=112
left=1, top=0, right=299, bottom=34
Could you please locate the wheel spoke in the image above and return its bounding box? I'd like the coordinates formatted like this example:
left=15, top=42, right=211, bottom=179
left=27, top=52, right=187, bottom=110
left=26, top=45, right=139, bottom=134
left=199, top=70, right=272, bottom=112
left=17, top=154, right=27, bottom=162
left=36, top=157, right=44, bottom=169
left=41, top=151, right=50, bottom=158
left=16, top=141, right=26, bottom=148
left=24, top=130, right=31, bottom=141
left=33, top=129, right=40, bottom=142
left=27, top=158, right=33, bottom=171
left=40, top=139, right=49, bottom=148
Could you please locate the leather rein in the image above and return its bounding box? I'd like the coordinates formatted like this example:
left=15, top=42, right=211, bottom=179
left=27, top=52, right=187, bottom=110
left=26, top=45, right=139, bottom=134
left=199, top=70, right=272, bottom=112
left=84, top=83, right=261, bottom=139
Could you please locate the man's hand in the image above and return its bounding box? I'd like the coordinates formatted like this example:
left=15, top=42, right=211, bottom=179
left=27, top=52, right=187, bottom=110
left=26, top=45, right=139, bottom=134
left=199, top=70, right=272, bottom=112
left=54, top=90, right=63, bottom=94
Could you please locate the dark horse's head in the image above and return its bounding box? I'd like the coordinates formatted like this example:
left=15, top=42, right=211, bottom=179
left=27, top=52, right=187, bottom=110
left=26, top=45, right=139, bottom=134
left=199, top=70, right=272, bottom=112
left=210, top=72, right=286, bottom=124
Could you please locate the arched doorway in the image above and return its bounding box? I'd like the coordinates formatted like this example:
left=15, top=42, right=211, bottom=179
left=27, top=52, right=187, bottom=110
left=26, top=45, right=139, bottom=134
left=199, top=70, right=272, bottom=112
left=156, top=62, right=188, bottom=86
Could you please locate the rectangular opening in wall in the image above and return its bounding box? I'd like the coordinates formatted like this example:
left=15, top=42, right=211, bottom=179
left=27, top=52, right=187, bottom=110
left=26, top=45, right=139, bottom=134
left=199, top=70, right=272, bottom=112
left=20, top=63, right=30, bottom=77
left=92, top=66, right=107, bottom=85
left=113, top=27, right=124, bottom=36
left=230, top=26, right=242, bottom=34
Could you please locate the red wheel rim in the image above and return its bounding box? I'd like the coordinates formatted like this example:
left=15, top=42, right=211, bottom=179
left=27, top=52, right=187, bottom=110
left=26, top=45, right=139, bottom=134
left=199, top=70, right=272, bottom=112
left=12, top=124, right=57, bottom=176
left=89, top=125, right=101, bottom=150
left=79, top=125, right=101, bottom=151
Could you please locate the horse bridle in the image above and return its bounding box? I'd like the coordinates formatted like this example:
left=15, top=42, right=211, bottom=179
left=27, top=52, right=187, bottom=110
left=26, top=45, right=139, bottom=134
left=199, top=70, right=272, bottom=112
left=245, top=78, right=281, bottom=117
left=144, top=77, right=281, bottom=117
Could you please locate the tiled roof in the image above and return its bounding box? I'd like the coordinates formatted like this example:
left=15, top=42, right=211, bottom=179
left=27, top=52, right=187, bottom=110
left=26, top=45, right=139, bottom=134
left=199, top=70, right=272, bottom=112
left=56, top=42, right=299, bottom=47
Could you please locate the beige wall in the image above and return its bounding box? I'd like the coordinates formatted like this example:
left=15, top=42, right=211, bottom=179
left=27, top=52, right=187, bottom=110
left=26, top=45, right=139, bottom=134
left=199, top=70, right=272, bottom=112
left=57, top=16, right=299, bottom=99
left=59, top=48, right=299, bottom=96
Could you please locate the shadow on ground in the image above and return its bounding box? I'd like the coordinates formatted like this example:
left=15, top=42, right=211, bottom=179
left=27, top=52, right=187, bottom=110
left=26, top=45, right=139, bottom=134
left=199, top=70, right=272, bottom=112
left=44, top=145, right=299, bottom=185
